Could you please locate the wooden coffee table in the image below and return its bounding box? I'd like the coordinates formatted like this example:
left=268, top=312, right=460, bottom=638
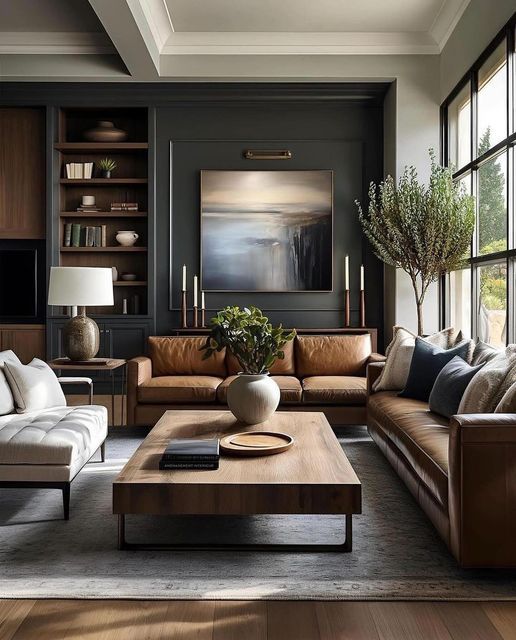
left=113, top=410, right=361, bottom=551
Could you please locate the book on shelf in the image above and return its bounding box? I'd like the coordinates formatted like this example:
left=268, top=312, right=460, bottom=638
left=65, top=162, right=94, bottom=179
left=71, top=224, right=81, bottom=247
left=65, top=224, right=107, bottom=248
left=76, top=206, right=101, bottom=213
left=63, top=223, right=72, bottom=247
left=110, top=202, right=139, bottom=211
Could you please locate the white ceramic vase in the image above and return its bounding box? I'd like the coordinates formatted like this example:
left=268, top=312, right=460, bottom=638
left=227, top=373, right=280, bottom=425
left=116, top=230, right=139, bottom=247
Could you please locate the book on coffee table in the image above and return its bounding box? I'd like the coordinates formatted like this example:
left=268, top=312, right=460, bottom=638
left=159, top=438, right=220, bottom=470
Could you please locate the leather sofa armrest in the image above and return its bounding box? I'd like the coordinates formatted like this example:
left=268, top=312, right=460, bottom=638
left=448, top=413, right=516, bottom=567
left=127, top=356, right=152, bottom=426
left=366, top=361, right=385, bottom=395
left=368, top=352, right=386, bottom=364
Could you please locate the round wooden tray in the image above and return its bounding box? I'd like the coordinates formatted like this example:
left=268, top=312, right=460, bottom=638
left=220, top=431, right=294, bottom=457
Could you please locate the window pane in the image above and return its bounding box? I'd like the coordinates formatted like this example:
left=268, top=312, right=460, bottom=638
left=448, top=83, right=471, bottom=169
left=477, top=41, right=507, bottom=154
left=456, top=174, right=472, bottom=258
left=477, top=151, right=507, bottom=255
left=477, top=262, right=506, bottom=347
left=448, top=269, right=471, bottom=338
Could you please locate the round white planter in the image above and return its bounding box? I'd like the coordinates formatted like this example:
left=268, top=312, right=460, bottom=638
left=227, top=373, right=280, bottom=425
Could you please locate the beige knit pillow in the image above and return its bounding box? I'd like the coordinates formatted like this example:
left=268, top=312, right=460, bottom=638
left=458, top=346, right=516, bottom=414
left=373, top=326, right=454, bottom=392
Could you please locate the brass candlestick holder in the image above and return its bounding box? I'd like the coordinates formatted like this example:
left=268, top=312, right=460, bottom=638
left=181, top=291, right=187, bottom=328
left=359, top=290, right=366, bottom=327
left=193, top=306, right=199, bottom=328
left=344, top=289, right=350, bottom=327
left=201, top=308, right=206, bottom=328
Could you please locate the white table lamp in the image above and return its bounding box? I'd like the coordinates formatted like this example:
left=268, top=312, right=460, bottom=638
left=48, top=267, right=114, bottom=361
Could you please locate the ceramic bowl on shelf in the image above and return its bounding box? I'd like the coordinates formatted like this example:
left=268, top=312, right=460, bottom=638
left=83, top=121, right=128, bottom=142
left=120, top=273, right=137, bottom=281
left=115, top=230, right=139, bottom=247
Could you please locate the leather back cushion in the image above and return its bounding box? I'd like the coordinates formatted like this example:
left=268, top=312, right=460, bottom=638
left=295, top=334, right=372, bottom=377
left=226, top=340, right=295, bottom=375
left=149, top=337, right=226, bottom=377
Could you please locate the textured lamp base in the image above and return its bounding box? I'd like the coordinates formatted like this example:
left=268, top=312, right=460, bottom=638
left=63, top=309, right=100, bottom=361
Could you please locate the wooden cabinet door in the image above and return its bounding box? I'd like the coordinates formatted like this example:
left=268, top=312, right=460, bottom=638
left=0, top=325, right=46, bottom=363
left=0, top=109, right=45, bottom=239
left=104, top=321, right=150, bottom=362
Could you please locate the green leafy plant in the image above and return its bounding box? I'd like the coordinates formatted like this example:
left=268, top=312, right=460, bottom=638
left=356, top=149, right=475, bottom=335
left=98, top=158, right=117, bottom=171
left=200, top=306, right=295, bottom=374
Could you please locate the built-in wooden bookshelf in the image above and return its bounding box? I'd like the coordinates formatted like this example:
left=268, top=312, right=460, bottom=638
left=56, top=107, right=149, bottom=316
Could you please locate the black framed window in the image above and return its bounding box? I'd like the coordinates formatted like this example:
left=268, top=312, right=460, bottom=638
left=441, top=14, right=516, bottom=347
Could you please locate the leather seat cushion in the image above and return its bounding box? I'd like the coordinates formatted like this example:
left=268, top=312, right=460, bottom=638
left=295, top=334, right=372, bottom=377
left=138, top=376, right=224, bottom=404
left=302, top=376, right=367, bottom=405
left=368, top=391, right=450, bottom=507
left=0, top=405, right=108, bottom=466
left=217, top=375, right=302, bottom=404
left=148, top=337, right=226, bottom=377
left=226, top=340, right=295, bottom=376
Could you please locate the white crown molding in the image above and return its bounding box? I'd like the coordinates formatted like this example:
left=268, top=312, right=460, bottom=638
left=137, top=0, right=174, bottom=52
left=161, top=31, right=440, bottom=56
left=0, top=32, right=115, bottom=55
left=429, top=0, right=471, bottom=51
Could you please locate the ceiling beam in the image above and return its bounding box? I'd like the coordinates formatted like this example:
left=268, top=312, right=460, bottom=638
left=87, top=0, right=160, bottom=78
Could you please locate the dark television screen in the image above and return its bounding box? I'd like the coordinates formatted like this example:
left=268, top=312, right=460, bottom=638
left=0, top=250, right=37, bottom=317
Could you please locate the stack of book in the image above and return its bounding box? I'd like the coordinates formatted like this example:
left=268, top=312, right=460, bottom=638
left=63, top=223, right=107, bottom=247
left=65, top=162, right=94, bottom=179
left=111, top=202, right=139, bottom=211
left=159, top=438, right=220, bottom=470
left=76, top=203, right=101, bottom=213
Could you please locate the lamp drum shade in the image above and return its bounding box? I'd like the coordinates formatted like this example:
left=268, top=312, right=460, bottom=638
left=48, top=267, right=114, bottom=307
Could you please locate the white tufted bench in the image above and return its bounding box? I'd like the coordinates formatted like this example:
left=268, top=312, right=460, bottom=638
left=0, top=404, right=108, bottom=519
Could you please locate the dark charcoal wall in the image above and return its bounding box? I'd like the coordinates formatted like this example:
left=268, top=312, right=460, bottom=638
left=156, top=100, right=384, bottom=339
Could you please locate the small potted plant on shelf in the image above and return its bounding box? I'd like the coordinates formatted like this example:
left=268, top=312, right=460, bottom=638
left=201, top=306, right=295, bottom=424
left=98, top=158, right=117, bottom=179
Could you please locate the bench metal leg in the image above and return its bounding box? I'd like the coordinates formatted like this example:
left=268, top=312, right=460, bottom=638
left=62, top=484, right=70, bottom=521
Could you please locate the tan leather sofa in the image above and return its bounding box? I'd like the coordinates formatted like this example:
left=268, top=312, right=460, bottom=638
left=127, top=333, right=383, bottom=427
left=367, top=362, right=516, bottom=568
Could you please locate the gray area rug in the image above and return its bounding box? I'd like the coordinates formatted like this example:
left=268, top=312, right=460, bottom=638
left=1, top=426, right=516, bottom=600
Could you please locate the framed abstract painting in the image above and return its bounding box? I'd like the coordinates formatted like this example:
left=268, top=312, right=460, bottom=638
left=200, top=170, right=333, bottom=292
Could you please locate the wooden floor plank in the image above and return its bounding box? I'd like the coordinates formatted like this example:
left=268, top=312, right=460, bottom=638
left=482, top=603, right=516, bottom=640
left=435, top=602, right=503, bottom=640
left=369, top=602, right=453, bottom=640
left=213, top=601, right=266, bottom=640
left=316, top=601, right=380, bottom=640
left=0, top=600, right=35, bottom=640
left=267, top=601, right=320, bottom=640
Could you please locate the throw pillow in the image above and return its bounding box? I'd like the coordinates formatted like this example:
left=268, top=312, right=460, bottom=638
left=373, top=326, right=454, bottom=392
left=453, top=331, right=475, bottom=363
left=495, top=380, right=516, bottom=413
left=458, top=345, right=516, bottom=414
left=0, top=350, right=21, bottom=415
left=429, top=356, right=484, bottom=418
left=471, top=340, right=500, bottom=366
left=4, top=358, right=66, bottom=414
left=399, top=338, right=472, bottom=402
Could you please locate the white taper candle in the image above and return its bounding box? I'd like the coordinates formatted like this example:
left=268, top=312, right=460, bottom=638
left=360, top=265, right=365, bottom=291
left=182, top=264, right=186, bottom=291
left=193, top=275, right=198, bottom=307
left=345, top=255, right=349, bottom=290
left=201, top=291, right=205, bottom=310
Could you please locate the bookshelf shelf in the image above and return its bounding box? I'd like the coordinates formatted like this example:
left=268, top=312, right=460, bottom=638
left=61, top=247, right=147, bottom=252
left=60, top=212, right=147, bottom=218
left=114, top=281, right=147, bottom=287
left=55, top=142, right=148, bottom=151
left=60, top=178, right=147, bottom=185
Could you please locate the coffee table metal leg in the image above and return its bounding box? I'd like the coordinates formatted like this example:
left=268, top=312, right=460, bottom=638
left=117, top=514, right=352, bottom=552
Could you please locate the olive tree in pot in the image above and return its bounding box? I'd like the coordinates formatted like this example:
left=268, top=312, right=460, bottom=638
left=356, top=150, right=475, bottom=336
left=201, top=306, right=295, bottom=424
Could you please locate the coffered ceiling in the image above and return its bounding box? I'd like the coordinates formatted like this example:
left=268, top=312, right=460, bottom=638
left=0, top=0, right=471, bottom=79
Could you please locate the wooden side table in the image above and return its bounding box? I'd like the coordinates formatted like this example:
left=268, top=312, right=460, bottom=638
left=48, top=358, right=127, bottom=427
